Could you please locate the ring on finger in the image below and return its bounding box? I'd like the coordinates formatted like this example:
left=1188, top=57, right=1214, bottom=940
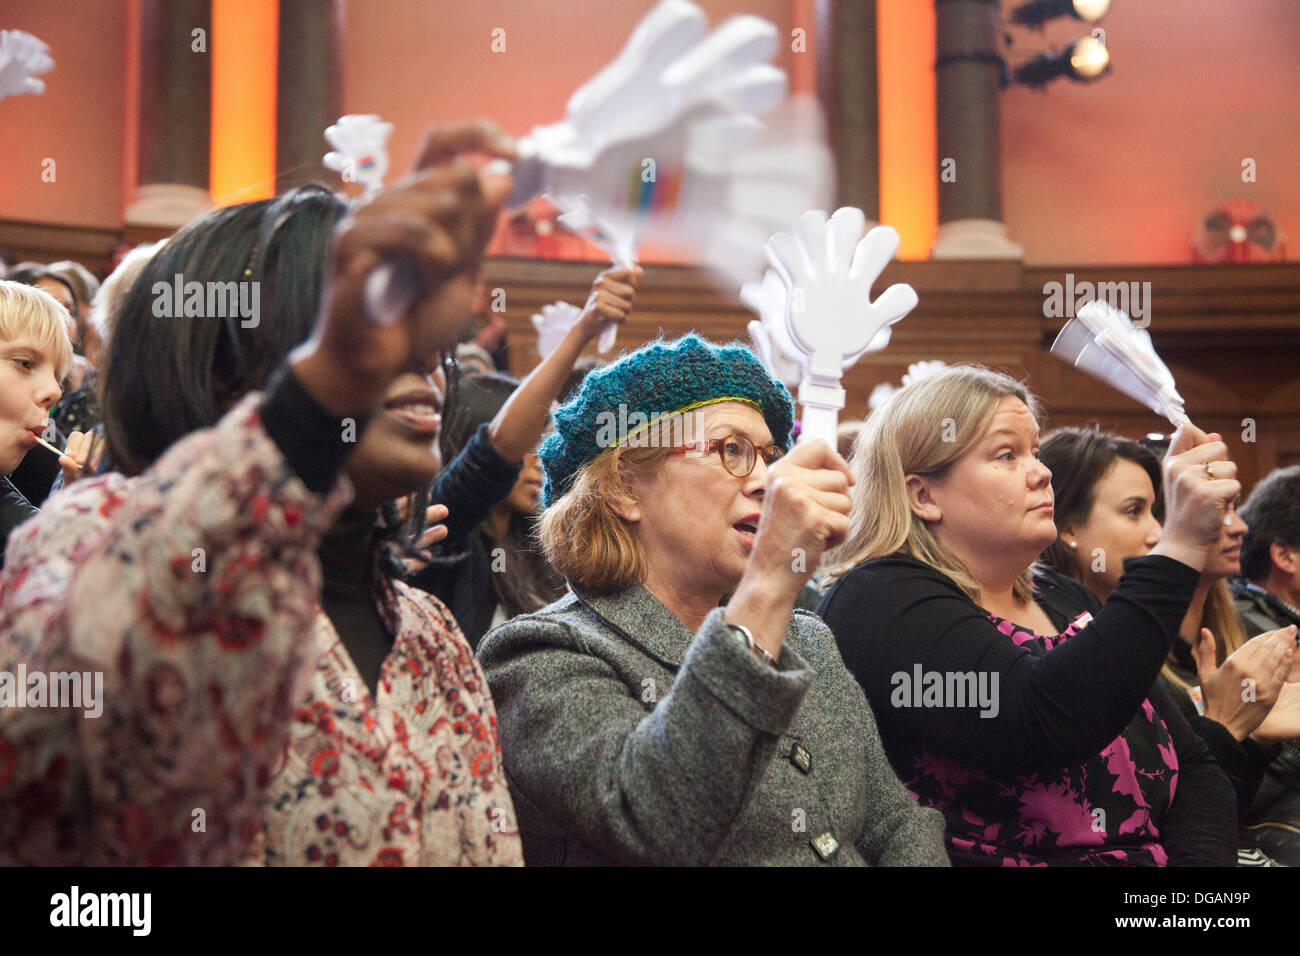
left=1204, top=461, right=1216, bottom=480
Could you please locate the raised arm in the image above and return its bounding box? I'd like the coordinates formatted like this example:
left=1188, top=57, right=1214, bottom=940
left=425, top=266, right=641, bottom=551
left=427, top=423, right=522, bottom=553
left=821, top=554, right=1201, bottom=774
left=823, top=420, right=1243, bottom=775
left=485, top=266, right=640, bottom=463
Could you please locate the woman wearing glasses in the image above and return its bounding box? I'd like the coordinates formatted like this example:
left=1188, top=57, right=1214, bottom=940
left=477, top=334, right=949, bottom=866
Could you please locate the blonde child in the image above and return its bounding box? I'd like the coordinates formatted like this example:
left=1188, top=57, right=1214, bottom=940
left=0, top=280, right=75, bottom=565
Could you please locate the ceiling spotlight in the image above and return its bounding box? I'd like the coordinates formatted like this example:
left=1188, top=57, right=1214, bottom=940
left=1010, top=0, right=1111, bottom=28
left=1011, top=32, right=1111, bottom=88
left=1067, top=32, right=1110, bottom=78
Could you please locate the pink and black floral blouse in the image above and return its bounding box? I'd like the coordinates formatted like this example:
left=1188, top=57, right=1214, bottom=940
left=820, top=554, right=1236, bottom=866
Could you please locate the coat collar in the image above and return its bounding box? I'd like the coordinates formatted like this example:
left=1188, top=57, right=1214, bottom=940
left=569, top=581, right=806, bottom=670
left=569, top=582, right=701, bottom=669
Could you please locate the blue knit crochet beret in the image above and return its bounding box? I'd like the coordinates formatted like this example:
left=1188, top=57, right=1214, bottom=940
left=538, top=333, right=794, bottom=506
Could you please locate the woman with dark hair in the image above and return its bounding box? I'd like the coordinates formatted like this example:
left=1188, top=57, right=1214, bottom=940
left=819, top=366, right=1241, bottom=865
left=407, top=266, right=640, bottom=649
left=412, top=372, right=564, bottom=648
left=1037, top=428, right=1164, bottom=597
left=0, top=123, right=526, bottom=866
left=1039, top=428, right=1293, bottom=729
left=99, top=187, right=343, bottom=477
left=1040, top=426, right=1300, bottom=864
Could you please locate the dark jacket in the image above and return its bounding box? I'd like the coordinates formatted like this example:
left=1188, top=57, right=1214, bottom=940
left=1227, top=578, right=1300, bottom=864
left=1231, top=577, right=1300, bottom=637
left=0, top=477, right=38, bottom=570
left=407, top=423, right=521, bottom=648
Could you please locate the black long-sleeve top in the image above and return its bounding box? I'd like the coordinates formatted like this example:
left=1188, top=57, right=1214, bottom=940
left=427, top=423, right=522, bottom=556
left=820, top=555, right=1198, bottom=771
left=406, top=423, right=522, bottom=648
left=1037, top=571, right=1241, bottom=862
left=818, top=554, right=1236, bottom=865
left=0, top=477, right=37, bottom=571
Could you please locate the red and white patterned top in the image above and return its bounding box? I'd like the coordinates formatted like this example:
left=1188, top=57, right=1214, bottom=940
left=0, top=395, right=521, bottom=866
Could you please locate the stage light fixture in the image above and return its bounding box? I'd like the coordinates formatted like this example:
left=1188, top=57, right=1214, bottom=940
left=1010, top=0, right=1111, bottom=28
left=1010, top=31, right=1111, bottom=88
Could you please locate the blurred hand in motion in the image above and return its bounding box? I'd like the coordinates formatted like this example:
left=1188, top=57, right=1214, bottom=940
left=290, top=120, right=517, bottom=420
left=1197, top=624, right=1297, bottom=741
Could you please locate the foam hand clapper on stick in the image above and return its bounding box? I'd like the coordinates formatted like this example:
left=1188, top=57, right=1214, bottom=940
left=553, top=93, right=833, bottom=293
left=505, top=0, right=826, bottom=350
left=510, top=0, right=784, bottom=209
left=321, top=114, right=423, bottom=325
left=763, top=207, right=918, bottom=447
left=742, top=266, right=891, bottom=388
left=740, top=270, right=803, bottom=387
left=323, top=114, right=393, bottom=196
left=339, top=1, right=823, bottom=331
left=0, top=29, right=54, bottom=100
left=529, top=300, right=619, bottom=360
left=1050, top=300, right=1189, bottom=427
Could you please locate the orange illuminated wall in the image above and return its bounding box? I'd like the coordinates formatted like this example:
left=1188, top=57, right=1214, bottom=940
left=1001, top=0, right=1300, bottom=265
left=876, top=0, right=936, bottom=259
left=210, top=0, right=278, bottom=204
left=0, top=0, right=127, bottom=229
left=122, top=0, right=142, bottom=218
left=790, top=0, right=816, bottom=95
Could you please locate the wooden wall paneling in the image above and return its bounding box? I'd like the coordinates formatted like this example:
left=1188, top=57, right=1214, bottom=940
left=0, top=220, right=123, bottom=272
left=5, top=221, right=1297, bottom=491
left=486, top=257, right=1300, bottom=495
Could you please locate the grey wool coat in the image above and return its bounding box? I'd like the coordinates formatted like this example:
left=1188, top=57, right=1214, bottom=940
left=476, top=582, right=950, bottom=866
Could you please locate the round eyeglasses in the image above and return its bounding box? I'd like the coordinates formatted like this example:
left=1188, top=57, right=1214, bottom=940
left=667, top=434, right=784, bottom=478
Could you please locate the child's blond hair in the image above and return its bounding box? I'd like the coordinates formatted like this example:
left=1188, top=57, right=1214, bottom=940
left=0, top=280, right=75, bottom=382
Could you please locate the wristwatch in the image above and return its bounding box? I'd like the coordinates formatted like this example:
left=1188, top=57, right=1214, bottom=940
left=724, top=621, right=777, bottom=668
